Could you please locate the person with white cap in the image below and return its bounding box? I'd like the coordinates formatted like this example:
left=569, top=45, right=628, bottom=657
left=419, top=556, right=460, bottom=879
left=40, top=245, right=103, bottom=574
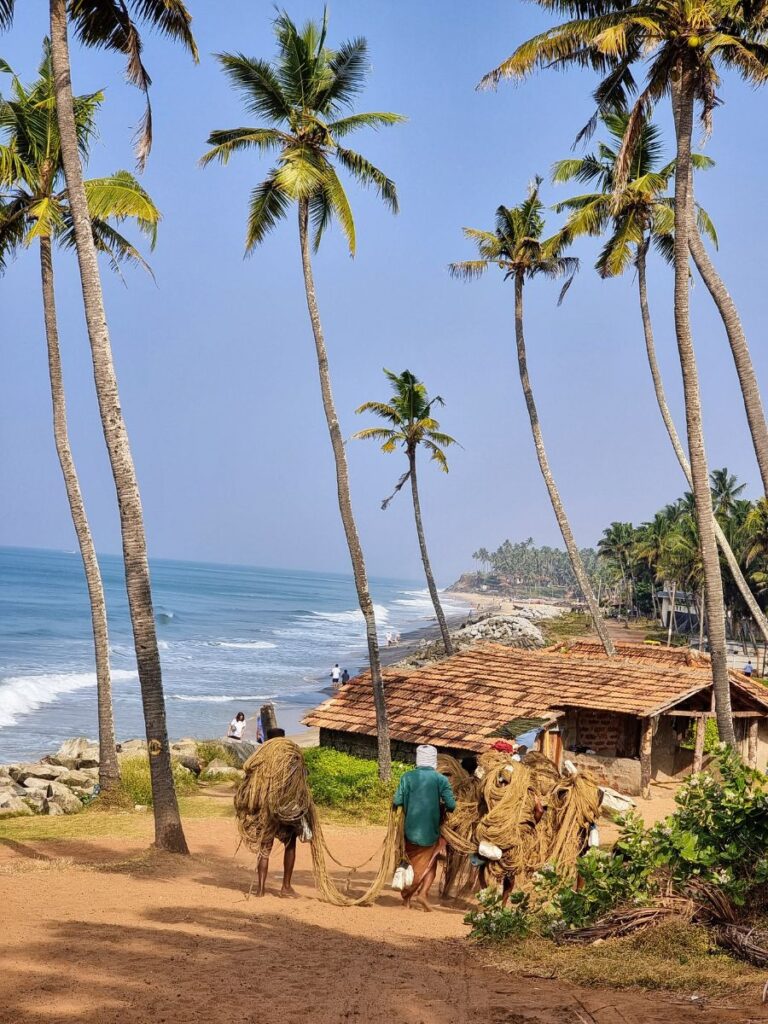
left=392, top=744, right=456, bottom=910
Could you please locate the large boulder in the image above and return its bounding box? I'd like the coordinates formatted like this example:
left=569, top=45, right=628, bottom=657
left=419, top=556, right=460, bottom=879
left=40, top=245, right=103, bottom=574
left=49, top=737, right=100, bottom=770
left=45, top=781, right=83, bottom=814
left=10, top=762, right=68, bottom=784
left=201, top=759, right=244, bottom=781
left=0, top=794, right=33, bottom=817
left=22, top=777, right=53, bottom=792
left=56, top=769, right=97, bottom=789
left=214, top=739, right=257, bottom=766
left=171, top=739, right=199, bottom=759
left=117, top=739, right=147, bottom=756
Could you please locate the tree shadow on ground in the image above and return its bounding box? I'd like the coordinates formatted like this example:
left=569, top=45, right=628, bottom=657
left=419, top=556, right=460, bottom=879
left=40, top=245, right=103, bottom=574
left=3, top=901, right=764, bottom=1024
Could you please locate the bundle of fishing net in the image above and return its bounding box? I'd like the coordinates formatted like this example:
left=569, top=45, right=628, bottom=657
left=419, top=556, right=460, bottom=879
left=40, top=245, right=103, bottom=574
left=438, top=747, right=600, bottom=894
left=235, top=738, right=403, bottom=907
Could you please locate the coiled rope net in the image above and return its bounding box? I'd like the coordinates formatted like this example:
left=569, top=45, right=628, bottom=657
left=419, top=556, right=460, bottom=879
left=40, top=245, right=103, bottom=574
left=234, top=738, right=600, bottom=906
left=234, top=738, right=404, bottom=906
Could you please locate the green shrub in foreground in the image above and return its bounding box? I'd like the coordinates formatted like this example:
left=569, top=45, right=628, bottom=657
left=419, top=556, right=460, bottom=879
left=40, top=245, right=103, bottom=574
left=118, top=755, right=199, bottom=807
left=303, top=747, right=408, bottom=817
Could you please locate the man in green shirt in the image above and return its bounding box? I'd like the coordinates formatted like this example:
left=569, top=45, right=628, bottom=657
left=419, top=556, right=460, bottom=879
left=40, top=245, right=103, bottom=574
left=393, top=744, right=456, bottom=910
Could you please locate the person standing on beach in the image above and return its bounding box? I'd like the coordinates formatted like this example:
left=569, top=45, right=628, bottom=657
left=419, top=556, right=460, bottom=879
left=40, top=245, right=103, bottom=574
left=331, top=664, right=341, bottom=688
left=341, top=668, right=350, bottom=685
left=227, top=711, right=246, bottom=741
left=393, top=744, right=456, bottom=911
left=744, top=660, right=755, bottom=677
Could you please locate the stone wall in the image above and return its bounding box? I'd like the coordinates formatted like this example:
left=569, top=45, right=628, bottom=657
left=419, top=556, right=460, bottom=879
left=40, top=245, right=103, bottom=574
left=318, top=728, right=472, bottom=764
left=569, top=751, right=642, bottom=795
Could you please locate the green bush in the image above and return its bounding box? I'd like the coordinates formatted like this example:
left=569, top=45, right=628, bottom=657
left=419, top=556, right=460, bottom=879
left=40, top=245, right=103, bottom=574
left=118, top=755, right=199, bottom=807
left=680, top=718, right=720, bottom=755
left=303, top=747, right=408, bottom=820
left=465, top=886, right=532, bottom=941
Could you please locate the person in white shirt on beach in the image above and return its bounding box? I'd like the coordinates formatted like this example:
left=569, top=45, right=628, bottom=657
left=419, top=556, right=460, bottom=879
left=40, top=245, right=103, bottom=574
left=227, top=711, right=246, bottom=740
left=331, top=664, right=341, bottom=687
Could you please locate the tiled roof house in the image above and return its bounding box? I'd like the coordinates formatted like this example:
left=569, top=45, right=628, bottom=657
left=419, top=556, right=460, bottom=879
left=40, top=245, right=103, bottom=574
left=303, top=639, right=768, bottom=795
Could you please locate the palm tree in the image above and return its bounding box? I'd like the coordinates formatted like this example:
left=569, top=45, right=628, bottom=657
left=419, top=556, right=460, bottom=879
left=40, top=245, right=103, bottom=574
left=202, top=12, right=404, bottom=779
left=598, top=521, right=637, bottom=620
left=0, top=0, right=199, bottom=851
left=353, top=370, right=457, bottom=654
left=449, top=178, right=616, bottom=656
left=554, top=113, right=768, bottom=647
left=0, top=46, right=159, bottom=793
left=481, top=1, right=768, bottom=744
left=711, top=468, right=747, bottom=518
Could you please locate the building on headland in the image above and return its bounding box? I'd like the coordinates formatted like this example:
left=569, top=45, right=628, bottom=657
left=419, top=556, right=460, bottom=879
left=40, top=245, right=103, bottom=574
left=302, top=639, right=768, bottom=796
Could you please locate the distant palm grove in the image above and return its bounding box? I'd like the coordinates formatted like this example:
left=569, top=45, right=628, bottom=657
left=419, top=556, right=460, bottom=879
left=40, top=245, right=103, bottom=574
left=473, top=468, right=768, bottom=650
left=3, top=0, right=768, bottom=830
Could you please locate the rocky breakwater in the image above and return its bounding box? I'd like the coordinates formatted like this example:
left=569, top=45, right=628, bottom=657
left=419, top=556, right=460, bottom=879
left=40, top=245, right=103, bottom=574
left=0, top=738, right=101, bottom=818
left=398, top=604, right=566, bottom=668
left=0, top=736, right=255, bottom=818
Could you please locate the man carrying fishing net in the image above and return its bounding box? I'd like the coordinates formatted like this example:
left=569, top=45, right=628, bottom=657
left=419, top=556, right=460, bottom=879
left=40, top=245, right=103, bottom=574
left=393, top=744, right=456, bottom=911
left=235, top=728, right=307, bottom=898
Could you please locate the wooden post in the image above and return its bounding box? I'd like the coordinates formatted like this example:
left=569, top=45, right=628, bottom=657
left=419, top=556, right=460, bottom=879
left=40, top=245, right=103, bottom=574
left=748, top=719, right=759, bottom=770
left=640, top=717, right=654, bottom=799
left=693, top=715, right=705, bottom=773
left=260, top=702, right=278, bottom=736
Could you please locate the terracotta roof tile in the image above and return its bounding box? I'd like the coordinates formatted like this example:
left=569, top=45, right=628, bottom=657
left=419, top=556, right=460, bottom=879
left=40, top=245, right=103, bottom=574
left=302, top=640, right=768, bottom=751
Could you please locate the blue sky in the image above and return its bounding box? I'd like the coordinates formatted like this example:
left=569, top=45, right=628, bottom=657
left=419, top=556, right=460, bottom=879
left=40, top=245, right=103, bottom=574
left=2, top=1, right=767, bottom=582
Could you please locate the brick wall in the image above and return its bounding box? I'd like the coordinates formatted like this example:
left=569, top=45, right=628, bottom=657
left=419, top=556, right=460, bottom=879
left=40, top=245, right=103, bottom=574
left=319, top=728, right=472, bottom=764
left=568, top=709, right=622, bottom=755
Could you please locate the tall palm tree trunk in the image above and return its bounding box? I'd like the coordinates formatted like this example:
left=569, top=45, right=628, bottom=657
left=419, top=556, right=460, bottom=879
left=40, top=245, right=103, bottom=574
left=50, top=0, right=188, bottom=851
left=636, top=241, right=768, bottom=646
left=298, top=200, right=391, bottom=779
left=687, top=212, right=768, bottom=496
left=39, top=235, right=120, bottom=791
left=513, top=273, right=615, bottom=656
left=407, top=448, right=453, bottom=654
left=671, top=69, right=735, bottom=745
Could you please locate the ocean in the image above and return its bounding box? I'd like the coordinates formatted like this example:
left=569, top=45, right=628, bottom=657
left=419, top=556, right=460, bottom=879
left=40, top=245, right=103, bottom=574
left=0, top=546, right=467, bottom=764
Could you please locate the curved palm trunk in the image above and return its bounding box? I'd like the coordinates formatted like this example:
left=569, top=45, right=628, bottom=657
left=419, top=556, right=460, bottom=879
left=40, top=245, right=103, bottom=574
left=687, top=212, right=768, bottom=496
left=514, top=273, right=615, bottom=656
left=407, top=449, right=453, bottom=654
left=637, top=243, right=768, bottom=646
left=671, top=71, right=735, bottom=745
left=40, top=236, right=120, bottom=791
left=297, top=200, right=391, bottom=779
left=50, top=0, right=188, bottom=851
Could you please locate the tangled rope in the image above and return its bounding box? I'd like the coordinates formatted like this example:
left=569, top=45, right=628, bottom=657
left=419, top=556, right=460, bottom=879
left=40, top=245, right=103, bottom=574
left=234, top=738, right=403, bottom=907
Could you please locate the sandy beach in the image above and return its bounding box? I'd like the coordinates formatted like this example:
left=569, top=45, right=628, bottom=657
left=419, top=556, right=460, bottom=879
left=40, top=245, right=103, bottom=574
left=2, top=798, right=765, bottom=1024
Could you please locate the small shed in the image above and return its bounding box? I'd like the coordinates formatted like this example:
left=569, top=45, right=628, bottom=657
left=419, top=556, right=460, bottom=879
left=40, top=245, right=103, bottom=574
left=303, top=639, right=768, bottom=796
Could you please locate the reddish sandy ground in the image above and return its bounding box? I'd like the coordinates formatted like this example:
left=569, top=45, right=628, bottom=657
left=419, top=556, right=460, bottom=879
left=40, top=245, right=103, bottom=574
left=2, top=812, right=768, bottom=1024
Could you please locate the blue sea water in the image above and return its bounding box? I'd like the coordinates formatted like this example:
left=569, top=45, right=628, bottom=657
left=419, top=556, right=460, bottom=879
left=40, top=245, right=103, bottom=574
left=0, top=546, right=467, bottom=764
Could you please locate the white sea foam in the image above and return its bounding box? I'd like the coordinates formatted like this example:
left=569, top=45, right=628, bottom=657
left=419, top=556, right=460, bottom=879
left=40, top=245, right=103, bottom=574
left=171, top=693, right=274, bottom=704
left=310, top=603, right=389, bottom=625
left=215, top=640, right=277, bottom=650
left=0, top=668, right=137, bottom=729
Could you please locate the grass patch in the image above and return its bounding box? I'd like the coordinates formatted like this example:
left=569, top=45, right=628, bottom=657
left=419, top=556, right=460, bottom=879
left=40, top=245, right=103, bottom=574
left=195, top=741, right=241, bottom=768
left=0, top=802, right=151, bottom=842
left=118, top=755, right=199, bottom=807
left=480, top=920, right=764, bottom=996
left=541, top=612, right=594, bottom=645
left=304, top=748, right=408, bottom=823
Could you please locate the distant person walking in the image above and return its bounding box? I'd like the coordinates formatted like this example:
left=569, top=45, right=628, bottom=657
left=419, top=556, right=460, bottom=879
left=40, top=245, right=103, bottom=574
left=331, top=664, right=341, bottom=688
left=341, top=668, right=350, bottom=685
left=744, top=660, right=755, bottom=677
left=393, top=744, right=456, bottom=911
left=227, top=711, right=246, bottom=741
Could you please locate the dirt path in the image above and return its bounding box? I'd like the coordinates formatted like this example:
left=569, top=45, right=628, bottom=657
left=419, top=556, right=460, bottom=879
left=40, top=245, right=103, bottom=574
left=1, top=819, right=766, bottom=1024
